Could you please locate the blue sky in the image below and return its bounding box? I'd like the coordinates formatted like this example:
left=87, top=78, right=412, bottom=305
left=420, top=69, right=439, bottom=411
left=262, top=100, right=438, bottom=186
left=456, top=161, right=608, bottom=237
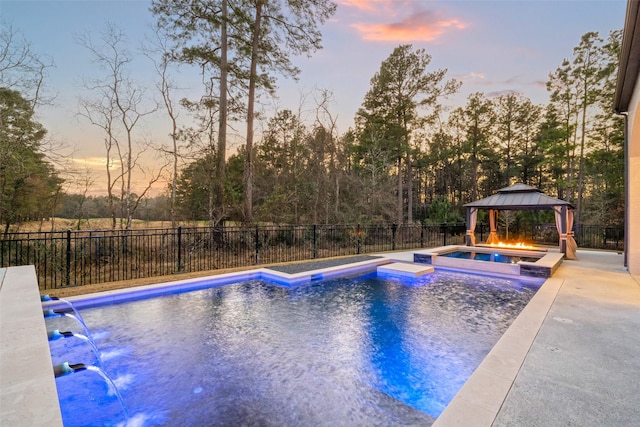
left=0, top=0, right=627, bottom=194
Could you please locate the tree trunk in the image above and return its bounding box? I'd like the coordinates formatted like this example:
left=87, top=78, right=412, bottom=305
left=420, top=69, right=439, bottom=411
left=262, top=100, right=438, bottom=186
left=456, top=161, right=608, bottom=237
left=334, top=175, right=340, bottom=222
left=406, top=150, right=413, bottom=223
left=105, top=138, right=117, bottom=229
left=471, top=150, right=478, bottom=202
left=170, top=110, right=178, bottom=228
left=208, top=177, right=215, bottom=226
left=397, top=156, right=403, bottom=225
left=576, top=84, right=588, bottom=226
left=244, top=0, right=263, bottom=224
left=125, top=128, right=133, bottom=229
left=215, top=0, right=228, bottom=225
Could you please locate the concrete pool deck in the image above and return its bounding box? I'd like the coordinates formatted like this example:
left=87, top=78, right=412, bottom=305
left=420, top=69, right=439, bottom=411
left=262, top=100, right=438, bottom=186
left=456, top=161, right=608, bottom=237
left=492, top=250, right=640, bottom=427
left=1, top=249, right=639, bottom=426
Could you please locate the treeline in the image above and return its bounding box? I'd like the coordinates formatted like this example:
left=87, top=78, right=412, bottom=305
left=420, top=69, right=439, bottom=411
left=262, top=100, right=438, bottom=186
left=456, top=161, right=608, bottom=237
left=166, top=33, right=623, bottom=227
left=0, top=2, right=623, bottom=232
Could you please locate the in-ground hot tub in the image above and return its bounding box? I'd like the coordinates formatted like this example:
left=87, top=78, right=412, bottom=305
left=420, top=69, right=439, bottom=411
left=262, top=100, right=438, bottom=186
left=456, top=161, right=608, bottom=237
left=413, top=245, right=563, bottom=278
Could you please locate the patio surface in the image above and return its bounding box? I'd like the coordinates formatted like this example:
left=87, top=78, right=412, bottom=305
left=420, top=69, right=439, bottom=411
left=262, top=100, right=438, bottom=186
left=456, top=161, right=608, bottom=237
left=492, top=250, right=640, bottom=427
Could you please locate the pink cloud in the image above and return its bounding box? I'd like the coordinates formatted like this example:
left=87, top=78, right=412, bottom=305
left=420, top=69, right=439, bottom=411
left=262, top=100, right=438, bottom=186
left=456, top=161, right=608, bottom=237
left=339, top=0, right=386, bottom=12
left=351, top=10, right=467, bottom=42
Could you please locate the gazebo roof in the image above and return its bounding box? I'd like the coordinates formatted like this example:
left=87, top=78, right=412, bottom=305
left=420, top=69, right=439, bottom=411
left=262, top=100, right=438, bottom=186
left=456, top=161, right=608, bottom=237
left=464, top=183, right=574, bottom=210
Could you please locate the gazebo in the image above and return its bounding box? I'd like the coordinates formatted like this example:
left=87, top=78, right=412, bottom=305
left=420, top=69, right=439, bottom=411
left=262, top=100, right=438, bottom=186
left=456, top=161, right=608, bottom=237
left=463, top=183, right=578, bottom=259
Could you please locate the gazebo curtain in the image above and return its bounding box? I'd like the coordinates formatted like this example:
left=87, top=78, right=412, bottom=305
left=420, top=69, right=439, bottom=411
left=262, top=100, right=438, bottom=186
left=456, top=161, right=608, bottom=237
left=466, top=208, right=478, bottom=246
left=486, top=209, right=499, bottom=244
left=566, top=209, right=577, bottom=259
left=554, top=206, right=578, bottom=260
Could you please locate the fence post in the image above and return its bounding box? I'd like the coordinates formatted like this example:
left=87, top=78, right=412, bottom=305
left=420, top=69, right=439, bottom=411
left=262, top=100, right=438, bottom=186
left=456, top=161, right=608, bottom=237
left=177, top=226, right=182, bottom=272
left=255, top=225, right=260, bottom=264
left=392, top=223, right=397, bottom=251
left=313, top=224, right=317, bottom=258
left=356, top=224, right=361, bottom=255
left=442, top=223, right=447, bottom=246
left=65, top=230, right=71, bottom=287
left=420, top=223, right=425, bottom=247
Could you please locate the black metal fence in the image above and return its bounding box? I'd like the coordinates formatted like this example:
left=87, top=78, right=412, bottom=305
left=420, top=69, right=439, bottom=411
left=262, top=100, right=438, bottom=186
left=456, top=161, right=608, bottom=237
left=0, top=223, right=466, bottom=290
left=0, top=222, right=623, bottom=290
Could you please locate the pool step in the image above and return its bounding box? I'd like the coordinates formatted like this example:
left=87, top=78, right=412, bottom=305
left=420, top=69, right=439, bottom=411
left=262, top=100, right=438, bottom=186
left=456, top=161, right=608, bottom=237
left=377, top=262, right=434, bottom=277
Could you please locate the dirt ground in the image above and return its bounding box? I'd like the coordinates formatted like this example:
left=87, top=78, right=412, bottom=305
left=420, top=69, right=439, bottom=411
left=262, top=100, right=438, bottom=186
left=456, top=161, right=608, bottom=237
left=41, top=265, right=257, bottom=298
left=11, top=218, right=204, bottom=233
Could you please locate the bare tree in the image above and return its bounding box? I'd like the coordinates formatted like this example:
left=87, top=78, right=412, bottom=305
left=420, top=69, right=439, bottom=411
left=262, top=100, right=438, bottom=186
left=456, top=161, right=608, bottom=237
left=78, top=92, right=122, bottom=228
left=77, top=23, right=158, bottom=228
left=74, top=169, right=96, bottom=230
left=143, top=27, right=184, bottom=227
left=180, top=82, right=221, bottom=225
left=312, top=89, right=340, bottom=224
left=0, top=23, right=55, bottom=107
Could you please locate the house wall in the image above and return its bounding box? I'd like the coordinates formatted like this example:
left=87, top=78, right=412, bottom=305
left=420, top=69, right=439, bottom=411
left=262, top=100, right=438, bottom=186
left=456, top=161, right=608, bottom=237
left=628, top=86, right=640, bottom=275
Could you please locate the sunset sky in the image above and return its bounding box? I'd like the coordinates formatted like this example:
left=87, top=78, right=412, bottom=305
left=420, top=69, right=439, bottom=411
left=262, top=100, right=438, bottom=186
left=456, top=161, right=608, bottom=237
left=1, top=0, right=627, bottom=195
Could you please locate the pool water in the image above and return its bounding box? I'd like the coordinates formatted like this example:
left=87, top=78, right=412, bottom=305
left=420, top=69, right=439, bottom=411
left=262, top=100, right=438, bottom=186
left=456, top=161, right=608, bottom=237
left=441, top=250, right=540, bottom=264
left=47, top=270, right=542, bottom=426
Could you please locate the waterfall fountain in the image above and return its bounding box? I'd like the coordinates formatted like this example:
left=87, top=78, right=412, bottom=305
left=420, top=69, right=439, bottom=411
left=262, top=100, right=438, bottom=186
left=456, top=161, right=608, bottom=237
left=44, top=297, right=131, bottom=426
left=48, top=329, right=104, bottom=366
left=43, top=308, right=93, bottom=337
left=53, top=362, right=86, bottom=378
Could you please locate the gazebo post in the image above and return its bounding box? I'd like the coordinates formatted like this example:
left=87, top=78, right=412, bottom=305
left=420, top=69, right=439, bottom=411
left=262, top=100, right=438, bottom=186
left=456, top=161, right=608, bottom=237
left=487, top=209, right=499, bottom=244
left=465, top=207, right=477, bottom=246
left=560, top=205, right=568, bottom=256
left=466, top=207, right=471, bottom=246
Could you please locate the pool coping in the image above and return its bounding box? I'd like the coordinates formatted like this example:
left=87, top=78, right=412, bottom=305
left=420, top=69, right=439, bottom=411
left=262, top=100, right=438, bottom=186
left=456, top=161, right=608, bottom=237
left=0, top=266, right=64, bottom=426
left=44, top=257, right=392, bottom=309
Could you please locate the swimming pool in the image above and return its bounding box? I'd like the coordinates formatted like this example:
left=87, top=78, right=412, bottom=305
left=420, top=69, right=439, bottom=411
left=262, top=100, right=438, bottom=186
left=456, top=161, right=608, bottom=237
left=440, top=251, right=540, bottom=263
left=47, top=270, right=542, bottom=426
